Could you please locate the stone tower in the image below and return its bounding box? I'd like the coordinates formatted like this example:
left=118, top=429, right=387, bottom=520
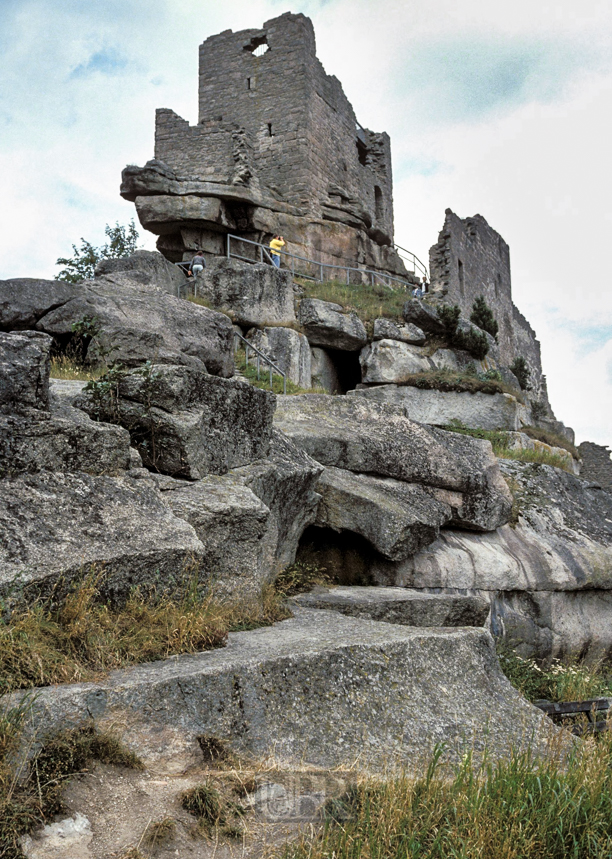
left=122, top=12, right=408, bottom=278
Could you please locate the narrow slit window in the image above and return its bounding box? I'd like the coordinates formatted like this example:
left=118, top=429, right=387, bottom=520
left=458, top=259, right=464, bottom=295
left=267, top=123, right=273, bottom=136
left=247, top=77, right=252, bottom=90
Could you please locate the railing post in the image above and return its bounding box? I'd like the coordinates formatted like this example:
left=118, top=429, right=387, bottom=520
left=226, top=233, right=230, bottom=259
left=256, top=354, right=260, bottom=379
left=283, top=375, right=286, bottom=395
left=320, top=263, right=323, bottom=282
left=269, top=365, right=273, bottom=390
left=346, top=267, right=349, bottom=285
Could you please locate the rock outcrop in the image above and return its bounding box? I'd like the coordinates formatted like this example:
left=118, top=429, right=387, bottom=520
left=246, top=326, right=311, bottom=388
left=349, top=385, right=531, bottom=432
left=76, top=364, right=275, bottom=479
left=293, top=585, right=490, bottom=628
left=0, top=273, right=235, bottom=376
left=298, top=298, right=368, bottom=351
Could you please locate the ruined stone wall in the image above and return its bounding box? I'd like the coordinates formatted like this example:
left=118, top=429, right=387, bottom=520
left=155, top=110, right=235, bottom=182
left=155, top=12, right=394, bottom=242
left=578, top=443, right=612, bottom=491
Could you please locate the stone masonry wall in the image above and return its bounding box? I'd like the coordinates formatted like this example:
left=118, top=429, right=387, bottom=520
left=429, top=208, right=549, bottom=405
left=155, top=12, right=394, bottom=244
left=579, top=442, right=612, bottom=491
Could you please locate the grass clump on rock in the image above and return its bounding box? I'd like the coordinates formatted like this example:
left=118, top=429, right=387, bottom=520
left=0, top=574, right=289, bottom=693
left=442, top=420, right=574, bottom=472
left=296, top=278, right=408, bottom=323
left=286, top=736, right=612, bottom=859
left=402, top=368, right=511, bottom=397
left=497, top=644, right=612, bottom=704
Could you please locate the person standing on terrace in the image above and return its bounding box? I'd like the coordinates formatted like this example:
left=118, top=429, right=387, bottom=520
left=269, top=235, right=285, bottom=268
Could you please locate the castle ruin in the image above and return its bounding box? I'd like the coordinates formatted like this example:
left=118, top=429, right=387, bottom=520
left=121, top=12, right=407, bottom=278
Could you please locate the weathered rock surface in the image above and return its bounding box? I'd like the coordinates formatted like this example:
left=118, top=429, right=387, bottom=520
left=372, top=318, right=426, bottom=344
left=274, top=395, right=512, bottom=532
left=13, top=609, right=555, bottom=771
left=164, top=475, right=270, bottom=599
left=0, top=409, right=131, bottom=478
left=363, top=461, right=612, bottom=659
left=199, top=258, right=296, bottom=327
left=298, top=298, right=367, bottom=351
left=310, top=346, right=341, bottom=393
left=0, top=335, right=131, bottom=477
left=77, top=364, right=276, bottom=479
left=315, top=467, right=453, bottom=561
left=163, top=429, right=323, bottom=595
left=0, top=470, right=203, bottom=604
left=0, top=330, right=51, bottom=412
left=402, top=298, right=446, bottom=334
left=235, top=429, right=323, bottom=571
left=349, top=384, right=529, bottom=431
left=0, top=275, right=234, bottom=376
left=293, top=586, right=490, bottom=628
left=247, top=326, right=311, bottom=388
left=360, top=339, right=431, bottom=383
left=94, top=249, right=186, bottom=296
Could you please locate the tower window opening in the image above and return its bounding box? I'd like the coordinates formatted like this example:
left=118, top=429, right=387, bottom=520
left=458, top=259, right=464, bottom=296
left=374, top=185, right=383, bottom=222
left=247, top=77, right=252, bottom=90
left=267, top=123, right=273, bottom=136
left=244, top=36, right=270, bottom=57
left=357, top=138, right=368, bottom=166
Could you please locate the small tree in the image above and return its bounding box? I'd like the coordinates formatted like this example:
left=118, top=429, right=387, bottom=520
left=510, top=356, right=531, bottom=390
left=470, top=296, right=499, bottom=341
left=55, top=220, right=140, bottom=283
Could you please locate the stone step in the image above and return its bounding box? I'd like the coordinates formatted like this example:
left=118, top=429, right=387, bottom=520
left=15, top=609, right=554, bottom=773
left=292, top=586, right=489, bottom=627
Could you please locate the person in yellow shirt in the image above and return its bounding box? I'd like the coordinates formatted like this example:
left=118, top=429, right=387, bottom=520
left=269, top=235, right=285, bottom=268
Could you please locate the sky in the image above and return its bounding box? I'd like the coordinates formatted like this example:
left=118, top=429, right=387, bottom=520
left=1, top=0, right=612, bottom=446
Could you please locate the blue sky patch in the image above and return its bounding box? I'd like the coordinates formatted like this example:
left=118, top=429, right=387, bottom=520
left=70, top=48, right=129, bottom=79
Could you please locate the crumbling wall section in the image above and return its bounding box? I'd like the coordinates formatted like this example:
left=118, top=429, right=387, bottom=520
left=578, top=443, right=612, bottom=491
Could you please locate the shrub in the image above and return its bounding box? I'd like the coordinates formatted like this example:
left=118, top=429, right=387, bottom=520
left=453, top=324, right=489, bottom=359
left=470, top=295, right=499, bottom=340
left=436, top=304, right=489, bottom=359
left=436, top=304, right=461, bottom=339
left=510, top=356, right=531, bottom=390
left=55, top=220, right=140, bottom=283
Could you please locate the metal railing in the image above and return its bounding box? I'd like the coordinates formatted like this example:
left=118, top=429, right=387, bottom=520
left=225, top=234, right=416, bottom=291
left=393, top=244, right=429, bottom=281
left=234, top=330, right=286, bottom=395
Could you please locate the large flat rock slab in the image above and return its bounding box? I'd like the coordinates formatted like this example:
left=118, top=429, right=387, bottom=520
left=13, top=610, right=555, bottom=772
left=350, top=384, right=528, bottom=432
left=293, top=586, right=490, bottom=628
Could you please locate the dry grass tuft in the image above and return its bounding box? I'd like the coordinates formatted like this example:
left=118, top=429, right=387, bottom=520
left=144, top=817, right=176, bottom=846
left=49, top=356, right=105, bottom=382
left=0, top=574, right=290, bottom=694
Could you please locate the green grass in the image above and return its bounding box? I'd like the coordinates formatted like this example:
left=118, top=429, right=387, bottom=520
left=443, top=421, right=574, bottom=472
left=497, top=645, right=612, bottom=704
left=284, top=735, right=612, bottom=859
left=49, top=356, right=105, bottom=382
left=0, top=574, right=290, bottom=694
left=235, top=349, right=324, bottom=394
left=522, top=425, right=580, bottom=460
left=296, top=278, right=408, bottom=324
left=403, top=368, right=521, bottom=399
